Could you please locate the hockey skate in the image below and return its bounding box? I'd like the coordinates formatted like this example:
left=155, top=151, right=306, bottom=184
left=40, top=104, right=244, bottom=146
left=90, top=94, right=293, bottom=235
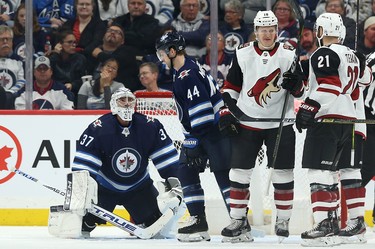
left=339, top=216, right=367, bottom=244
left=301, top=216, right=340, bottom=247
left=177, top=214, right=210, bottom=242
left=221, top=217, right=253, bottom=243
left=275, top=217, right=289, bottom=243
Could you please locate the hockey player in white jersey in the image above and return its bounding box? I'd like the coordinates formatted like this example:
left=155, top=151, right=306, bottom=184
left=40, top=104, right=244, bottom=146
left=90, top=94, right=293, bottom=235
left=219, top=10, right=304, bottom=242
left=296, top=13, right=372, bottom=246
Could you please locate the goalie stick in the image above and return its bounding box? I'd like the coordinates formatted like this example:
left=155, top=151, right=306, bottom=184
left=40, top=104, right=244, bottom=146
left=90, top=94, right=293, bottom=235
left=8, top=167, right=174, bottom=239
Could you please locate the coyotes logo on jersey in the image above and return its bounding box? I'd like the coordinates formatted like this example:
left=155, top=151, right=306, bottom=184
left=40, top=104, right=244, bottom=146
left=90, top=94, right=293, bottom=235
left=247, top=68, right=281, bottom=107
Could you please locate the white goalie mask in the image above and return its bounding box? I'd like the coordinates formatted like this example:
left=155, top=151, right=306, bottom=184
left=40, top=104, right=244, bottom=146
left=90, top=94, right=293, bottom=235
left=315, top=13, right=346, bottom=46
left=110, top=87, right=136, bottom=122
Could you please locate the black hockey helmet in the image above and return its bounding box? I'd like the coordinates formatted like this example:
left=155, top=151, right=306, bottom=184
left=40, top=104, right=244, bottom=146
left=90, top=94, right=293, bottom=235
left=155, top=31, right=186, bottom=53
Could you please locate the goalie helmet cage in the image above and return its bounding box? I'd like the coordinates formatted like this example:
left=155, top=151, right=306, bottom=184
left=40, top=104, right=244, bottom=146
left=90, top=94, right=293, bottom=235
left=134, top=91, right=348, bottom=235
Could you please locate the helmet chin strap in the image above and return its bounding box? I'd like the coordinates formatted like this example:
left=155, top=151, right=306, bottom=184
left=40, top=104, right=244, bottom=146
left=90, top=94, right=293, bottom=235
left=317, top=36, right=324, bottom=47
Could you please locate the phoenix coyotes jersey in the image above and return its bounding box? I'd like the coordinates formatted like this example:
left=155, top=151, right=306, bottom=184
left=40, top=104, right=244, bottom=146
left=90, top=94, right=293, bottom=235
left=223, top=41, right=296, bottom=129
left=307, top=44, right=361, bottom=119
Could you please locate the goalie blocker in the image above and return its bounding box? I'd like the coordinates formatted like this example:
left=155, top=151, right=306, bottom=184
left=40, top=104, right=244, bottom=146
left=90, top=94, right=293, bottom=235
left=48, top=171, right=184, bottom=239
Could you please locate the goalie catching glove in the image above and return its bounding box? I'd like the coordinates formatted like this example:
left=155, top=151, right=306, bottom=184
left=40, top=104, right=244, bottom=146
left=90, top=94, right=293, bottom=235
left=296, top=98, right=321, bottom=133
left=218, top=106, right=239, bottom=136
left=182, top=137, right=208, bottom=172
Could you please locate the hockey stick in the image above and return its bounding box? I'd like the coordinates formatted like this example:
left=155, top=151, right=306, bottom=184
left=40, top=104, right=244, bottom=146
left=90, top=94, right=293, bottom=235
left=350, top=0, right=360, bottom=166
left=264, top=0, right=305, bottom=195
left=224, top=92, right=375, bottom=124
left=7, top=167, right=174, bottom=239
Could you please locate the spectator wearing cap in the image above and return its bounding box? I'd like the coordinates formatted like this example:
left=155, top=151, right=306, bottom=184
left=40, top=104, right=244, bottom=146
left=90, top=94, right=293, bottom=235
left=14, top=56, right=74, bottom=110
left=358, top=16, right=375, bottom=55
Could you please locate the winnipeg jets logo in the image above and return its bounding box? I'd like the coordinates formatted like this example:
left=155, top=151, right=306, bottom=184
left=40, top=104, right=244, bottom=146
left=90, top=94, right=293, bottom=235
left=119, top=154, right=135, bottom=171
left=247, top=68, right=281, bottom=107
left=112, top=148, right=141, bottom=177
left=224, top=33, right=242, bottom=54
left=0, top=69, right=16, bottom=90
left=178, top=69, right=190, bottom=79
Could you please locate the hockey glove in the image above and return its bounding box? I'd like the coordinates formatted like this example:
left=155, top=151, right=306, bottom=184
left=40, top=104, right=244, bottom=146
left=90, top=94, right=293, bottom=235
left=281, top=69, right=304, bottom=97
left=182, top=137, right=208, bottom=172
left=218, top=107, right=239, bottom=137
left=296, top=98, right=321, bottom=133
left=354, top=51, right=366, bottom=78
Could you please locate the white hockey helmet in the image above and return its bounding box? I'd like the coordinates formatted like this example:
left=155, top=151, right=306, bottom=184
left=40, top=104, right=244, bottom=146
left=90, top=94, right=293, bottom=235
left=254, top=10, right=278, bottom=31
left=110, top=87, right=136, bottom=122
left=315, top=13, right=346, bottom=46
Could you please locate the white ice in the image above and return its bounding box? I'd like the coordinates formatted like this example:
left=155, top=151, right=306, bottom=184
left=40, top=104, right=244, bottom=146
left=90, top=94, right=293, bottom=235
left=0, top=226, right=374, bottom=249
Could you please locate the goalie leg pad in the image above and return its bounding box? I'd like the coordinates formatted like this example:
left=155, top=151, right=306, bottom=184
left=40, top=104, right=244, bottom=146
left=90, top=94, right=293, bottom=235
left=48, top=205, right=85, bottom=238
left=155, top=201, right=187, bottom=239
left=64, top=170, right=98, bottom=216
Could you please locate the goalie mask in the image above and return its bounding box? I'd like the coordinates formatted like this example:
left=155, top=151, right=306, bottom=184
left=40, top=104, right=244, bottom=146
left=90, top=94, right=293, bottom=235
left=315, top=13, right=346, bottom=47
left=110, top=87, right=136, bottom=122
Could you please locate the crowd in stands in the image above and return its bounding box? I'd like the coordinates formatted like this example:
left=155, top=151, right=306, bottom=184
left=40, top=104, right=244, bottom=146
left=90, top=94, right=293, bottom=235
left=1, top=0, right=375, bottom=110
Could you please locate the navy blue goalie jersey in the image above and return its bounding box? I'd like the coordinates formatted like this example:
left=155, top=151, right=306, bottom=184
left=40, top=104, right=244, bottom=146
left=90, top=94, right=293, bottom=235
left=173, top=58, right=224, bottom=137
left=72, top=113, right=179, bottom=193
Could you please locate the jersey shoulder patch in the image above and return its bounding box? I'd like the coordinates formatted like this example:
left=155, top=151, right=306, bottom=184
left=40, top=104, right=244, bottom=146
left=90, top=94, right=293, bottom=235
left=238, top=42, right=251, bottom=50
left=89, top=113, right=112, bottom=129
left=282, top=43, right=295, bottom=51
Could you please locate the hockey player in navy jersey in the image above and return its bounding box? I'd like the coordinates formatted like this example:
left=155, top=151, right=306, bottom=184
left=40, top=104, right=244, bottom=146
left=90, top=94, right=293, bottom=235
left=296, top=13, right=372, bottom=246
left=70, top=87, right=183, bottom=238
left=219, top=10, right=304, bottom=242
left=155, top=31, right=231, bottom=242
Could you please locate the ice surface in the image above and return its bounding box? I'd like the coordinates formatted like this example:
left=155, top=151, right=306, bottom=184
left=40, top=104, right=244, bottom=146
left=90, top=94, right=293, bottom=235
left=0, top=226, right=374, bottom=249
